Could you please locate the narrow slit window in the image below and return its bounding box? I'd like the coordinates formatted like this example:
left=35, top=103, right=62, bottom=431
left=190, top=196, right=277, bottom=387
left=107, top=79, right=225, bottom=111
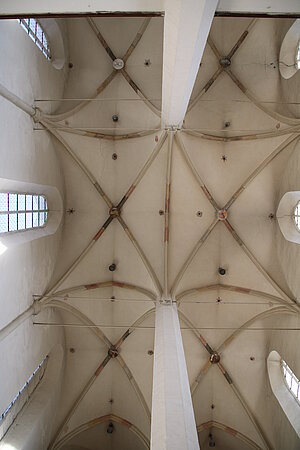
left=0, top=193, right=48, bottom=234
left=18, top=18, right=51, bottom=60
left=281, top=359, right=300, bottom=405
left=294, top=201, right=300, bottom=231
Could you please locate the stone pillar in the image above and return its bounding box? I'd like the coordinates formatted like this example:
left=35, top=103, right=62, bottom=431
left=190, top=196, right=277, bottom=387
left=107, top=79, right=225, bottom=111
left=150, top=302, right=200, bottom=450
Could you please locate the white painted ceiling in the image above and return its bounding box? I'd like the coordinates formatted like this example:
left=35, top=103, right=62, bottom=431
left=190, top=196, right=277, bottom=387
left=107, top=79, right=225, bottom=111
left=43, top=15, right=300, bottom=450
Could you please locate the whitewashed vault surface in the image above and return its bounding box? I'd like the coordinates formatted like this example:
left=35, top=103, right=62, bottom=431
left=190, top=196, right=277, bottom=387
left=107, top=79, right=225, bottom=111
left=2, top=13, right=300, bottom=450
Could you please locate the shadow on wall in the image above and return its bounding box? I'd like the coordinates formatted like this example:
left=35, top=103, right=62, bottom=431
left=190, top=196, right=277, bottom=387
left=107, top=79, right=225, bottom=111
left=276, top=138, right=300, bottom=299
left=39, top=19, right=67, bottom=71
left=267, top=350, right=300, bottom=438
left=0, top=344, right=65, bottom=450
left=279, top=19, right=300, bottom=80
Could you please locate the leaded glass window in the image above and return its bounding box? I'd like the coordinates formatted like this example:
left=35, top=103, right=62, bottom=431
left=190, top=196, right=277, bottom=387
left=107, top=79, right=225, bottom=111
left=19, top=18, right=51, bottom=60
left=0, top=356, right=48, bottom=439
left=0, top=193, right=48, bottom=234
left=281, top=359, right=300, bottom=405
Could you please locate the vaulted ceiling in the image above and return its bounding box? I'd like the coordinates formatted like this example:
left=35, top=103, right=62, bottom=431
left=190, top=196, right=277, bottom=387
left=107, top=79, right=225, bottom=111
left=31, top=14, right=300, bottom=450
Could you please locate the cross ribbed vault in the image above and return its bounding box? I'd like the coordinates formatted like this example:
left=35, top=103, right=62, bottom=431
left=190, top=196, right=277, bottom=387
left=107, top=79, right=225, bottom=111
left=29, top=15, right=300, bottom=450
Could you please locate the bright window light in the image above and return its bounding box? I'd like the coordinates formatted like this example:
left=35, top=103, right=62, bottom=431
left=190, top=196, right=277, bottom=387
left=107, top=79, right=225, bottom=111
left=281, top=359, right=300, bottom=405
left=1, top=445, right=17, bottom=450
left=296, top=40, right=300, bottom=70
left=0, top=356, right=48, bottom=440
left=0, top=241, right=7, bottom=255
left=18, top=18, right=51, bottom=60
left=294, top=201, right=300, bottom=231
left=0, top=193, right=48, bottom=235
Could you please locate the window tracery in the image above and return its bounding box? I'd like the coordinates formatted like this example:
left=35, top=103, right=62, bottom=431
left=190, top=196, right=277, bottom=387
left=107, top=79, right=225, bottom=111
left=19, top=18, right=51, bottom=60
left=0, top=193, right=48, bottom=234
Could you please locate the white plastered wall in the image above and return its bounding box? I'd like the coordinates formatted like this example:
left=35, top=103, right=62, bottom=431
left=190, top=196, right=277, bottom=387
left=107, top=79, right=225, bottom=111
left=277, top=140, right=300, bottom=299
left=2, top=10, right=300, bottom=450
left=0, top=344, right=65, bottom=450
left=276, top=190, right=300, bottom=244
left=267, top=350, right=300, bottom=438
left=266, top=314, right=300, bottom=449
left=0, top=18, right=67, bottom=448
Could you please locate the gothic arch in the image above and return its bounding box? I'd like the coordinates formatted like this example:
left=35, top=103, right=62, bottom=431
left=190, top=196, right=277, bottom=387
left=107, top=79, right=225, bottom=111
left=54, top=414, right=150, bottom=449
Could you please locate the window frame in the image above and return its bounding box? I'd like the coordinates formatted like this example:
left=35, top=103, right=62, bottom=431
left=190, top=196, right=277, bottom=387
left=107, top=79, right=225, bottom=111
left=18, top=18, right=51, bottom=60
left=0, top=356, right=48, bottom=440
left=279, top=19, right=300, bottom=79
left=294, top=200, right=300, bottom=232
left=296, top=39, right=300, bottom=69
left=277, top=191, right=300, bottom=244
left=0, top=192, right=49, bottom=235
left=281, top=359, right=300, bottom=405
left=267, top=350, right=300, bottom=437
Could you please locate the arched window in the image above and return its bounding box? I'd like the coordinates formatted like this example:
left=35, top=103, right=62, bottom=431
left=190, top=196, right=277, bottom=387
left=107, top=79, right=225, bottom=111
left=279, top=19, right=300, bottom=79
left=294, top=201, right=300, bottom=231
left=267, top=350, right=300, bottom=437
left=281, top=359, right=300, bottom=404
left=0, top=345, right=64, bottom=449
left=277, top=191, right=300, bottom=244
left=18, top=18, right=51, bottom=60
left=0, top=193, right=48, bottom=234
left=0, top=356, right=48, bottom=440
